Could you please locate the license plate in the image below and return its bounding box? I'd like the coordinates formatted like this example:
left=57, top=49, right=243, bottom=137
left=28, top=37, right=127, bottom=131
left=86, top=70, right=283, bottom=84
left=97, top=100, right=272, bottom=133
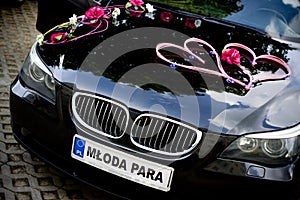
left=71, top=134, right=174, bottom=192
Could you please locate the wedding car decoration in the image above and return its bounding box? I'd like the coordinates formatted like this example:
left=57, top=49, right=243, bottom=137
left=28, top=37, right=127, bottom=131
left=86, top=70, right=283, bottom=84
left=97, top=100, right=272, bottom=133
left=36, top=0, right=291, bottom=92
left=36, top=0, right=153, bottom=45
left=156, top=38, right=291, bottom=90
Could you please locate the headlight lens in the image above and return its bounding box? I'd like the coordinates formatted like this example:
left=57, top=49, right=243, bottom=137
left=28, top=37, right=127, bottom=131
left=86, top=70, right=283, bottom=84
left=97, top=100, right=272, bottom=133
left=221, top=129, right=300, bottom=166
left=45, top=74, right=56, bottom=91
left=237, top=137, right=259, bottom=153
left=29, top=63, right=45, bottom=82
left=261, top=139, right=287, bottom=158
left=20, top=43, right=56, bottom=102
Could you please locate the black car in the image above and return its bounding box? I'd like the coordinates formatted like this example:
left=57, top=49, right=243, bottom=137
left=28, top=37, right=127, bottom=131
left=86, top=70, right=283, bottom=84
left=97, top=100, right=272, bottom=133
left=9, top=0, right=300, bottom=199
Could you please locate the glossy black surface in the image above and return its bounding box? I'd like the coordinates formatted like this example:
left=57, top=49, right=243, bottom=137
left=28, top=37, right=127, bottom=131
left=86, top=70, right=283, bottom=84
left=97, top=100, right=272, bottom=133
left=37, top=0, right=300, bottom=135
left=9, top=0, right=300, bottom=198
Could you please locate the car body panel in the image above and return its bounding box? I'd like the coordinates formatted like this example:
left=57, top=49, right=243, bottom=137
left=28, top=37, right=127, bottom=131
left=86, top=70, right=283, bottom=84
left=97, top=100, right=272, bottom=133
left=36, top=2, right=300, bottom=135
left=9, top=0, right=300, bottom=198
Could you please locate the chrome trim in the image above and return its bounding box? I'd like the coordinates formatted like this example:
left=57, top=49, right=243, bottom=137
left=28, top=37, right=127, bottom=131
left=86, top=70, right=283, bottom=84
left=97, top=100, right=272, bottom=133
left=72, top=92, right=202, bottom=156
left=245, top=124, right=300, bottom=139
left=131, top=113, right=202, bottom=156
left=72, top=92, right=129, bottom=139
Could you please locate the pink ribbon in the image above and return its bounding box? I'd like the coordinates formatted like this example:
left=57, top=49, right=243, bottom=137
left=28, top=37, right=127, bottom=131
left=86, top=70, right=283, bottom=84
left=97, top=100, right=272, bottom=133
left=156, top=37, right=291, bottom=90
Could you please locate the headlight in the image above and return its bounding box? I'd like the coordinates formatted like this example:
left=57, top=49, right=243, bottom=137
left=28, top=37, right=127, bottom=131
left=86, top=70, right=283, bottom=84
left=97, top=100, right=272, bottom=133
left=261, top=139, right=287, bottom=158
left=45, top=74, right=56, bottom=91
left=28, top=63, right=45, bottom=82
left=221, top=126, right=300, bottom=166
left=20, top=43, right=56, bottom=102
left=237, top=137, right=259, bottom=153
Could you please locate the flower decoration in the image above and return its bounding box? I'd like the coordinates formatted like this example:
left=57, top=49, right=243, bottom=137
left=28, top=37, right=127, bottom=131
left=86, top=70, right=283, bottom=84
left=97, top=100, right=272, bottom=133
left=112, top=20, right=120, bottom=27
left=156, top=38, right=291, bottom=91
left=69, top=14, right=78, bottom=26
left=145, top=12, right=155, bottom=20
left=36, top=34, right=44, bottom=46
left=36, top=2, right=157, bottom=45
left=112, top=8, right=121, bottom=19
left=160, top=11, right=173, bottom=23
left=221, top=48, right=241, bottom=65
left=69, top=14, right=78, bottom=32
left=112, top=7, right=121, bottom=26
left=84, top=6, right=105, bottom=23
left=185, top=18, right=197, bottom=29
left=50, top=32, right=68, bottom=43
left=125, top=0, right=145, bottom=16
left=194, top=19, right=202, bottom=28
left=127, top=0, right=144, bottom=7
left=145, top=3, right=156, bottom=19
left=146, top=3, right=156, bottom=13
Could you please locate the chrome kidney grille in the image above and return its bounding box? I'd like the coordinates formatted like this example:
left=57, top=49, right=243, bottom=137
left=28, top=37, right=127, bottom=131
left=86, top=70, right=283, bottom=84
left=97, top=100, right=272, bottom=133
left=131, top=114, right=202, bottom=156
left=72, top=92, right=129, bottom=139
left=72, top=92, right=202, bottom=156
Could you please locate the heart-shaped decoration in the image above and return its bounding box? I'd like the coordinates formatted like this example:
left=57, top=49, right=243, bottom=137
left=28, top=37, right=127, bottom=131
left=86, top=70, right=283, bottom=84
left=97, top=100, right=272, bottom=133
left=156, top=37, right=291, bottom=90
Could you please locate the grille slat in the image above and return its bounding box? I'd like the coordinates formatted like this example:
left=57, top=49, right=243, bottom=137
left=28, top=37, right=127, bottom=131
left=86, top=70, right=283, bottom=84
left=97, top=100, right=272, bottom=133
left=181, top=129, right=190, bottom=152
left=104, top=108, right=112, bottom=134
left=159, top=123, right=169, bottom=150
left=78, top=96, right=85, bottom=116
left=119, top=113, right=127, bottom=136
left=95, top=101, right=105, bottom=130
left=91, top=100, right=99, bottom=128
left=113, top=107, right=122, bottom=135
left=131, top=114, right=202, bottom=156
left=139, top=117, right=148, bottom=144
left=72, top=92, right=129, bottom=139
left=163, top=123, right=175, bottom=152
left=149, top=119, right=159, bottom=148
left=174, top=128, right=184, bottom=153
left=153, top=120, right=164, bottom=150
left=109, top=107, right=118, bottom=137
left=144, top=117, right=153, bottom=146
left=82, top=98, right=90, bottom=122
left=99, top=103, right=109, bottom=132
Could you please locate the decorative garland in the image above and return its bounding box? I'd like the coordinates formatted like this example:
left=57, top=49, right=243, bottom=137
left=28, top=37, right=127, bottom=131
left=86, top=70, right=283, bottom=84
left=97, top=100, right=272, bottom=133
left=36, top=0, right=156, bottom=45
left=36, top=0, right=291, bottom=90
left=156, top=38, right=291, bottom=90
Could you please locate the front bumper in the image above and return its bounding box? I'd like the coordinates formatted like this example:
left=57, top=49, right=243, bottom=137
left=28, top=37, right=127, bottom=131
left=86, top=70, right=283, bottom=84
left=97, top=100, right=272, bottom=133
left=9, top=76, right=299, bottom=199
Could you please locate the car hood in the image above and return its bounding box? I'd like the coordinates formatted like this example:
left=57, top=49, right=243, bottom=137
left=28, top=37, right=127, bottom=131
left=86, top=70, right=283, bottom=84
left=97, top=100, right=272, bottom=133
left=37, top=3, right=300, bottom=136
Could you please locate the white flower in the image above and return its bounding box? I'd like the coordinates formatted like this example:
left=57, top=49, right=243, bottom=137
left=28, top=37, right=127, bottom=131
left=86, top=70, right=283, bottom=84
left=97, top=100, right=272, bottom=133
left=194, top=19, right=202, bottom=28
left=145, top=12, right=155, bottom=20
left=112, top=8, right=121, bottom=19
left=69, top=14, right=78, bottom=25
left=36, top=34, right=44, bottom=46
left=146, top=3, right=156, bottom=13
left=112, top=19, right=120, bottom=27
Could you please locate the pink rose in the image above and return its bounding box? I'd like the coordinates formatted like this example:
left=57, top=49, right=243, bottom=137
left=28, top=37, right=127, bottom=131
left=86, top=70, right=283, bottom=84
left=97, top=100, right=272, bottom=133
left=50, top=32, right=68, bottom=43
left=130, top=0, right=144, bottom=7
left=85, top=6, right=105, bottom=20
left=185, top=18, right=196, bottom=29
left=160, top=12, right=173, bottom=23
left=129, top=12, right=143, bottom=17
left=221, top=48, right=241, bottom=65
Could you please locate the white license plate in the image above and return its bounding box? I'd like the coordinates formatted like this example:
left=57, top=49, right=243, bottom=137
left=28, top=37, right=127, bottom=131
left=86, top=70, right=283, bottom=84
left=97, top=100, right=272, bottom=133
left=71, top=134, right=174, bottom=192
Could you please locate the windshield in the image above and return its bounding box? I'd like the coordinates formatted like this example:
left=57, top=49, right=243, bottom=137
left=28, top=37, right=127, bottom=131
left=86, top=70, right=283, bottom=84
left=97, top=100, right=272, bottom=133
left=147, top=0, right=300, bottom=43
